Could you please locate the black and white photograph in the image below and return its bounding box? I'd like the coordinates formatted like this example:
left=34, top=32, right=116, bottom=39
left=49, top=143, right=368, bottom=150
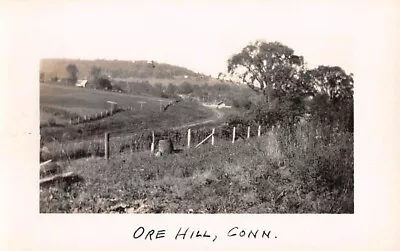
left=2, top=0, right=400, bottom=250
left=37, top=2, right=355, bottom=214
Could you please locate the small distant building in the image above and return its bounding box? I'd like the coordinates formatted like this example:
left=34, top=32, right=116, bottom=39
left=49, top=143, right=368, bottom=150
left=203, top=101, right=232, bottom=109
left=76, top=80, right=88, bottom=87
left=217, top=101, right=231, bottom=109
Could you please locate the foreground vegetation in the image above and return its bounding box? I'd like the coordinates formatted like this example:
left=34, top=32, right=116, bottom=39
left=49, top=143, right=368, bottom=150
left=40, top=39, right=354, bottom=214
left=40, top=122, right=353, bottom=214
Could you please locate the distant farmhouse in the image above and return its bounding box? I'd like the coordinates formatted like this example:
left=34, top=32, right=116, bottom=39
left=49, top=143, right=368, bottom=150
left=203, top=101, right=232, bottom=109
left=76, top=79, right=88, bottom=87
left=216, top=101, right=232, bottom=109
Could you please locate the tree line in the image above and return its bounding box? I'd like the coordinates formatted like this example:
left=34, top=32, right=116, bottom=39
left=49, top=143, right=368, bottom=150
left=39, top=58, right=202, bottom=80
left=225, top=40, right=354, bottom=132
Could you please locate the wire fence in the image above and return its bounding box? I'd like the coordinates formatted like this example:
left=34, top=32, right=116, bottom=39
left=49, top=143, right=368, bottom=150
left=40, top=120, right=344, bottom=163
left=40, top=105, right=134, bottom=128
left=40, top=123, right=269, bottom=162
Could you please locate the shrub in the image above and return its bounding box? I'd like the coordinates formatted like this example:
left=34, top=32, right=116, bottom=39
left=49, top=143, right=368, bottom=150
left=232, top=97, right=253, bottom=110
left=47, top=118, right=57, bottom=126
left=97, top=77, right=112, bottom=90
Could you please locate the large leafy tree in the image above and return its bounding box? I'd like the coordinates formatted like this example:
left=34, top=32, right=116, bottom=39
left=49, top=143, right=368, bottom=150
left=88, top=66, right=102, bottom=88
left=226, top=40, right=354, bottom=131
left=66, top=64, right=78, bottom=84
left=306, top=66, right=354, bottom=132
left=227, top=40, right=307, bottom=106
left=306, top=65, right=354, bottom=102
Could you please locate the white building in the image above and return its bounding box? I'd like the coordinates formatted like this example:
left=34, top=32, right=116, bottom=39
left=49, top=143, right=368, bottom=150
left=76, top=79, right=88, bottom=87
left=217, top=101, right=232, bottom=109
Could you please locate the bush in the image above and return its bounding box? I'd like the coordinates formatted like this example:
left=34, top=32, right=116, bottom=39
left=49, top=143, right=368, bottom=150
left=97, top=77, right=112, bottom=90
left=112, top=84, right=125, bottom=93
left=232, top=97, right=253, bottom=110
left=179, top=82, right=194, bottom=94
left=47, top=118, right=57, bottom=126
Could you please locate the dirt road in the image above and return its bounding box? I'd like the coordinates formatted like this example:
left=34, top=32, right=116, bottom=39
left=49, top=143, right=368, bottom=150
left=171, top=104, right=225, bottom=130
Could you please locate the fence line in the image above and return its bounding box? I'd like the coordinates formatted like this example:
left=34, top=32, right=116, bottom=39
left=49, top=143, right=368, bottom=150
left=41, top=124, right=271, bottom=162
left=69, top=106, right=131, bottom=125
left=194, top=129, right=215, bottom=149
left=40, top=106, right=136, bottom=128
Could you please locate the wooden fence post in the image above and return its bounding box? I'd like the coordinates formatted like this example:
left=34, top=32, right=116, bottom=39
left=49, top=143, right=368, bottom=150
left=232, top=127, right=236, bottom=144
left=258, top=125, right=261, bottom=137
left=211, top=128, right=215, bottom=146
left=187, top=128, right=191, bottom=149
left=247, top=126, right=250, bottom=139
left=150, top=131, right=155, bottom=153
left=104, top=132, right=109, bottom=160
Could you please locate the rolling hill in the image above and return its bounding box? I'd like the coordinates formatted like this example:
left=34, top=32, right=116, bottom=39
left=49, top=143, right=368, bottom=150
left=39, top=58, right=224, bottom=85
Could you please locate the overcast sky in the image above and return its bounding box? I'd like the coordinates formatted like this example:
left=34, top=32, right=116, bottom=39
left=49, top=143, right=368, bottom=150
left=5, top=1, right=393, bottom=78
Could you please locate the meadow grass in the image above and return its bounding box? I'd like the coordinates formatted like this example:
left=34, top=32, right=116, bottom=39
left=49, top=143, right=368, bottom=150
left=40, top=122, right=353, bottom=214
left=40, top=99, right=214, bottom=145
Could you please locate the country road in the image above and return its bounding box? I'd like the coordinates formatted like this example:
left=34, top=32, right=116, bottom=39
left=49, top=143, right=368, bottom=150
left=171, top=104, right=225, bottom=130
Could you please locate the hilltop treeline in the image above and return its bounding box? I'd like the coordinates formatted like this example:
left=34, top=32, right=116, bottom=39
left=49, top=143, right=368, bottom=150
left=112, top=79, right=255, bottom=107
left=40, top=58, right=205, bottom=80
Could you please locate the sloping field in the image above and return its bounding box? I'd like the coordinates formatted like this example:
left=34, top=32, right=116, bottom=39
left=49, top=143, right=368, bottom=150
left=40, top=83, right=216, bottom=145
left=40, top=83, right=171, bottom=118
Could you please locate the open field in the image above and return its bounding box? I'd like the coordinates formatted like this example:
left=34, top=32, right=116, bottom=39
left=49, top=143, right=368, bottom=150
left=40, top=83, right=223, bottom=157
left=40, top=103, right=216, bottom=145
left=40, top=83, right=173, bottom=123
left=40, top=124, right=354, bottom=214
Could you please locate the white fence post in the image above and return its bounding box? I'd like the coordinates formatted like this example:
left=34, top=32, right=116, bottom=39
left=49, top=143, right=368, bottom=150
left=232, top=127, right=236, bottom=144
left=211, top=128, right=215, bottom=146
left=187, top=128, right=191, bottom=149
left=247, top=126, right=250, bottom=139
left=258, top=125, right=261, bottom=137
left=150, top=131, right=155, bottom=153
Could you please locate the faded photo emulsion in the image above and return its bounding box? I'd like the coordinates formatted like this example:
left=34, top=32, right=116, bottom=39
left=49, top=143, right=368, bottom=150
left=39, top=3, right=354, bottom=214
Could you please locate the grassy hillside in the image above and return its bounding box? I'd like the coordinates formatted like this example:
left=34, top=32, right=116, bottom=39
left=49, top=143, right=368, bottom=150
left=40, top=58, right=219, bottom=83
left=40, top=124, right=354, bottom=214
left=40, top=83, right=172, bottom=121
left=40, top=100, right=215, bottom=144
